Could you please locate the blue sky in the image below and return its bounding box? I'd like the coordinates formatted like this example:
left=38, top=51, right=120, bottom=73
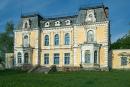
left=0, top=0, right=130, bottom=42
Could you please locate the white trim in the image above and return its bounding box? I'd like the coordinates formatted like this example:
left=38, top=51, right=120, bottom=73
left=55, top=21, right=60, bottom=26
left=85, top=9, right=96, bottom=22
left=65, top=20, right=71, bottom=25
left=45, top=22, right=50, bottom=27
left=22, top=19, right=30, bottom=29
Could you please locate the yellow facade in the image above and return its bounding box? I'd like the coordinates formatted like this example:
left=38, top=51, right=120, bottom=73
left=5, top=53, right=14, bottom=69
left=112, top=49, right=130, bottom=69
left=14, top=5, right=111, bottom=70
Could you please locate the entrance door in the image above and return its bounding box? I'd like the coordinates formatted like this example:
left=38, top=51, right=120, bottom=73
left=24, top=53, right=28, bottom=64
left=94, top=51, right=97, bottom=64
left=85, top=50, right=90, bottom=63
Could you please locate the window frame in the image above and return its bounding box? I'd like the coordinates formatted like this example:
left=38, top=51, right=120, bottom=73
left=23, top=35, right=29, bottom=47
left=45, top=22, right=50, bottom=27
left=65, top=20, right=71, bottom=25
left=54, top=34, right=59, bottom=46
left=94, top=51, right=97, bottom=64
left=24, top=53, right=28, bottom=64
left=44, top=35, right=49, bottom=46
left=17, top=52, right=22, bottom=64
left=64, top=33, right=70, bottom=45
left=121, top=56, right=127, bottom=66
left=55, top=21, right=60, bottom=26
left=54, top=53, right=59, bottom=64
left=44, top=54, right=49, bottom=64
left=64, top=53, right=70, bottom=65
left=87, top=30, right=94, bottom=43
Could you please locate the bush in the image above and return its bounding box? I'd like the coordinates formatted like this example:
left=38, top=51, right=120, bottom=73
left=49, top=65, right=57, bottom=72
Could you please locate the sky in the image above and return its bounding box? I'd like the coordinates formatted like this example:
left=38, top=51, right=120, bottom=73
left=0, top=0, right=130, bottom=42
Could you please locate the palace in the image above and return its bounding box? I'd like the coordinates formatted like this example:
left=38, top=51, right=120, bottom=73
left=14, top=5, right=111, bottom=70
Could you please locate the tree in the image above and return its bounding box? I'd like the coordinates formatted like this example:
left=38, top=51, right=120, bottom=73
left=0, top=21, right=14, bottom=62
left=111, top=30, right=130, bottom=49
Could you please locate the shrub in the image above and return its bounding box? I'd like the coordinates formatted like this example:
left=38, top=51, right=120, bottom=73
left=49, top=65, right=57, bottom=72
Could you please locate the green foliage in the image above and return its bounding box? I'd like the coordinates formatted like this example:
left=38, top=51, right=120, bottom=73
left=0, top=21, right=14, bottom=62
left=111, top=30, right=130, bottom=49
left=49, top=65, right=57, bottom=73
left=0, top=70, right=130, bottom=87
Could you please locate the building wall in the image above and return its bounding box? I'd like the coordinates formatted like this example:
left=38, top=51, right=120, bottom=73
left=14, top=6, right=111, bottom=69
left=14, top=23, right=109, bottom=68
left=5, top=53, right=14, bottom=69
left=112, top=49, right=130, bottom=69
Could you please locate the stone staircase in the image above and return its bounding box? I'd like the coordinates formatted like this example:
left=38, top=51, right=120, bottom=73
left=28, top=65, right=50, bottom=73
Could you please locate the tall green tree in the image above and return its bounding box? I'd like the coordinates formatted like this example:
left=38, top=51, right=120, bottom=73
left=111, top=30, right=130, bottom=49
left=0, top=21, right=14, bottom=62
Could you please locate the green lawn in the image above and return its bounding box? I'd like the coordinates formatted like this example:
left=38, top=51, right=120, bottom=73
left=0, top=70, right=130, bottom=87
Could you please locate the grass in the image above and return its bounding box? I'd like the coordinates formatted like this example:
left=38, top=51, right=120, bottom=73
left=0, top=70, right=130, bottom=87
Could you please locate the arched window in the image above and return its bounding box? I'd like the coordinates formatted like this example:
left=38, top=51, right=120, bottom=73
left=85, top=50, right=90, bottom=63
left=25, top=22, right=28, bottom=28
left=94, top=51, right=97, bottom=64
left=54, top=34, right=59, bottom=45
left=44, top=35, right=49, bottom=46
left=65, top=33, right=70, bottom=45
left=17, top=52, right=22, bottom=63
left=87, top=30, right=94, bottom=42
left=24, top=35, right=29, bottom=47
left=24, top=53, right=28, bottom=64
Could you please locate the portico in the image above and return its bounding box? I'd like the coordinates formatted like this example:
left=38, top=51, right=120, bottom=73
left=81, top=43, right=100, bottom=68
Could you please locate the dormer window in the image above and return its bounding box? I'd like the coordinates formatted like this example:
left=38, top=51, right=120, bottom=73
left=85, top=10, right=96, bottom=22
left=25, top=22, right=28, bottom=28
left=45, top=22, right=50, bottom=27
left=55, top=21, right=60, bottom=26
left=65, top=20, right=71, bottom=25
left=23, top=20, right=30, bottom=29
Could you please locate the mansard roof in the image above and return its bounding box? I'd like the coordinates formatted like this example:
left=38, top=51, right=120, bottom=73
left=21, top=12, right=44, bottom=19
left=79, top=4, right=108, bottom=10
left=16, top=4, right=109, bottom=30
left=45, top=15, right=78, bottom=20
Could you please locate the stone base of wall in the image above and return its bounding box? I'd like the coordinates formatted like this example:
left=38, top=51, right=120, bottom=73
left=100, top=67, right=110, bottom=71
left=112, top=68, right=130, bottom=70
left=58, top=66, right=80, bottom=72
left=13, top=64, right=110, bottom=72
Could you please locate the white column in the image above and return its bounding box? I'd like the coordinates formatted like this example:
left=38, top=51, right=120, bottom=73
left=28, top=52, right=30, bottom=64
left=91, top=50, right=94, bottom=64
left=15, top=52, right=18, bottom=66
left=73, top=27, right=78, bottom=66
left=104, top=46, right=108, bottom=67
left=97, top=49, right=99, bottom=64
left=22, top=52, right=24, bottom=64
left=35, top=30, right=39, bottom=65
left=73, top=47, right=77, bottom=66
left=81, top=50, right=85, bottom=63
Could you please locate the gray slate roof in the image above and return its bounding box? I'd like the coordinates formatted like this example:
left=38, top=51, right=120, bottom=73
left=16, top=5, right=109, bottom=30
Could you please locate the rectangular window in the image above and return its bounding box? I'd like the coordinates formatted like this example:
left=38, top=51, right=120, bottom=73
left=18, top=58, right=21, bottom=63
left=44, top=54, right=49, bottom=64
left=54, top=53, right=59, bottom=64
left=121, top=57, right=127, bottom=66
left=64, top=53, right=70, bottom=64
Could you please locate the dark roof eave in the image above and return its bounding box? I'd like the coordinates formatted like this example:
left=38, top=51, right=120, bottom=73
left=21, top=13, right=44, bottom=19
left=79, top=5, right=107, bottom=10
left=43, top=15, right=78, bottom=21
